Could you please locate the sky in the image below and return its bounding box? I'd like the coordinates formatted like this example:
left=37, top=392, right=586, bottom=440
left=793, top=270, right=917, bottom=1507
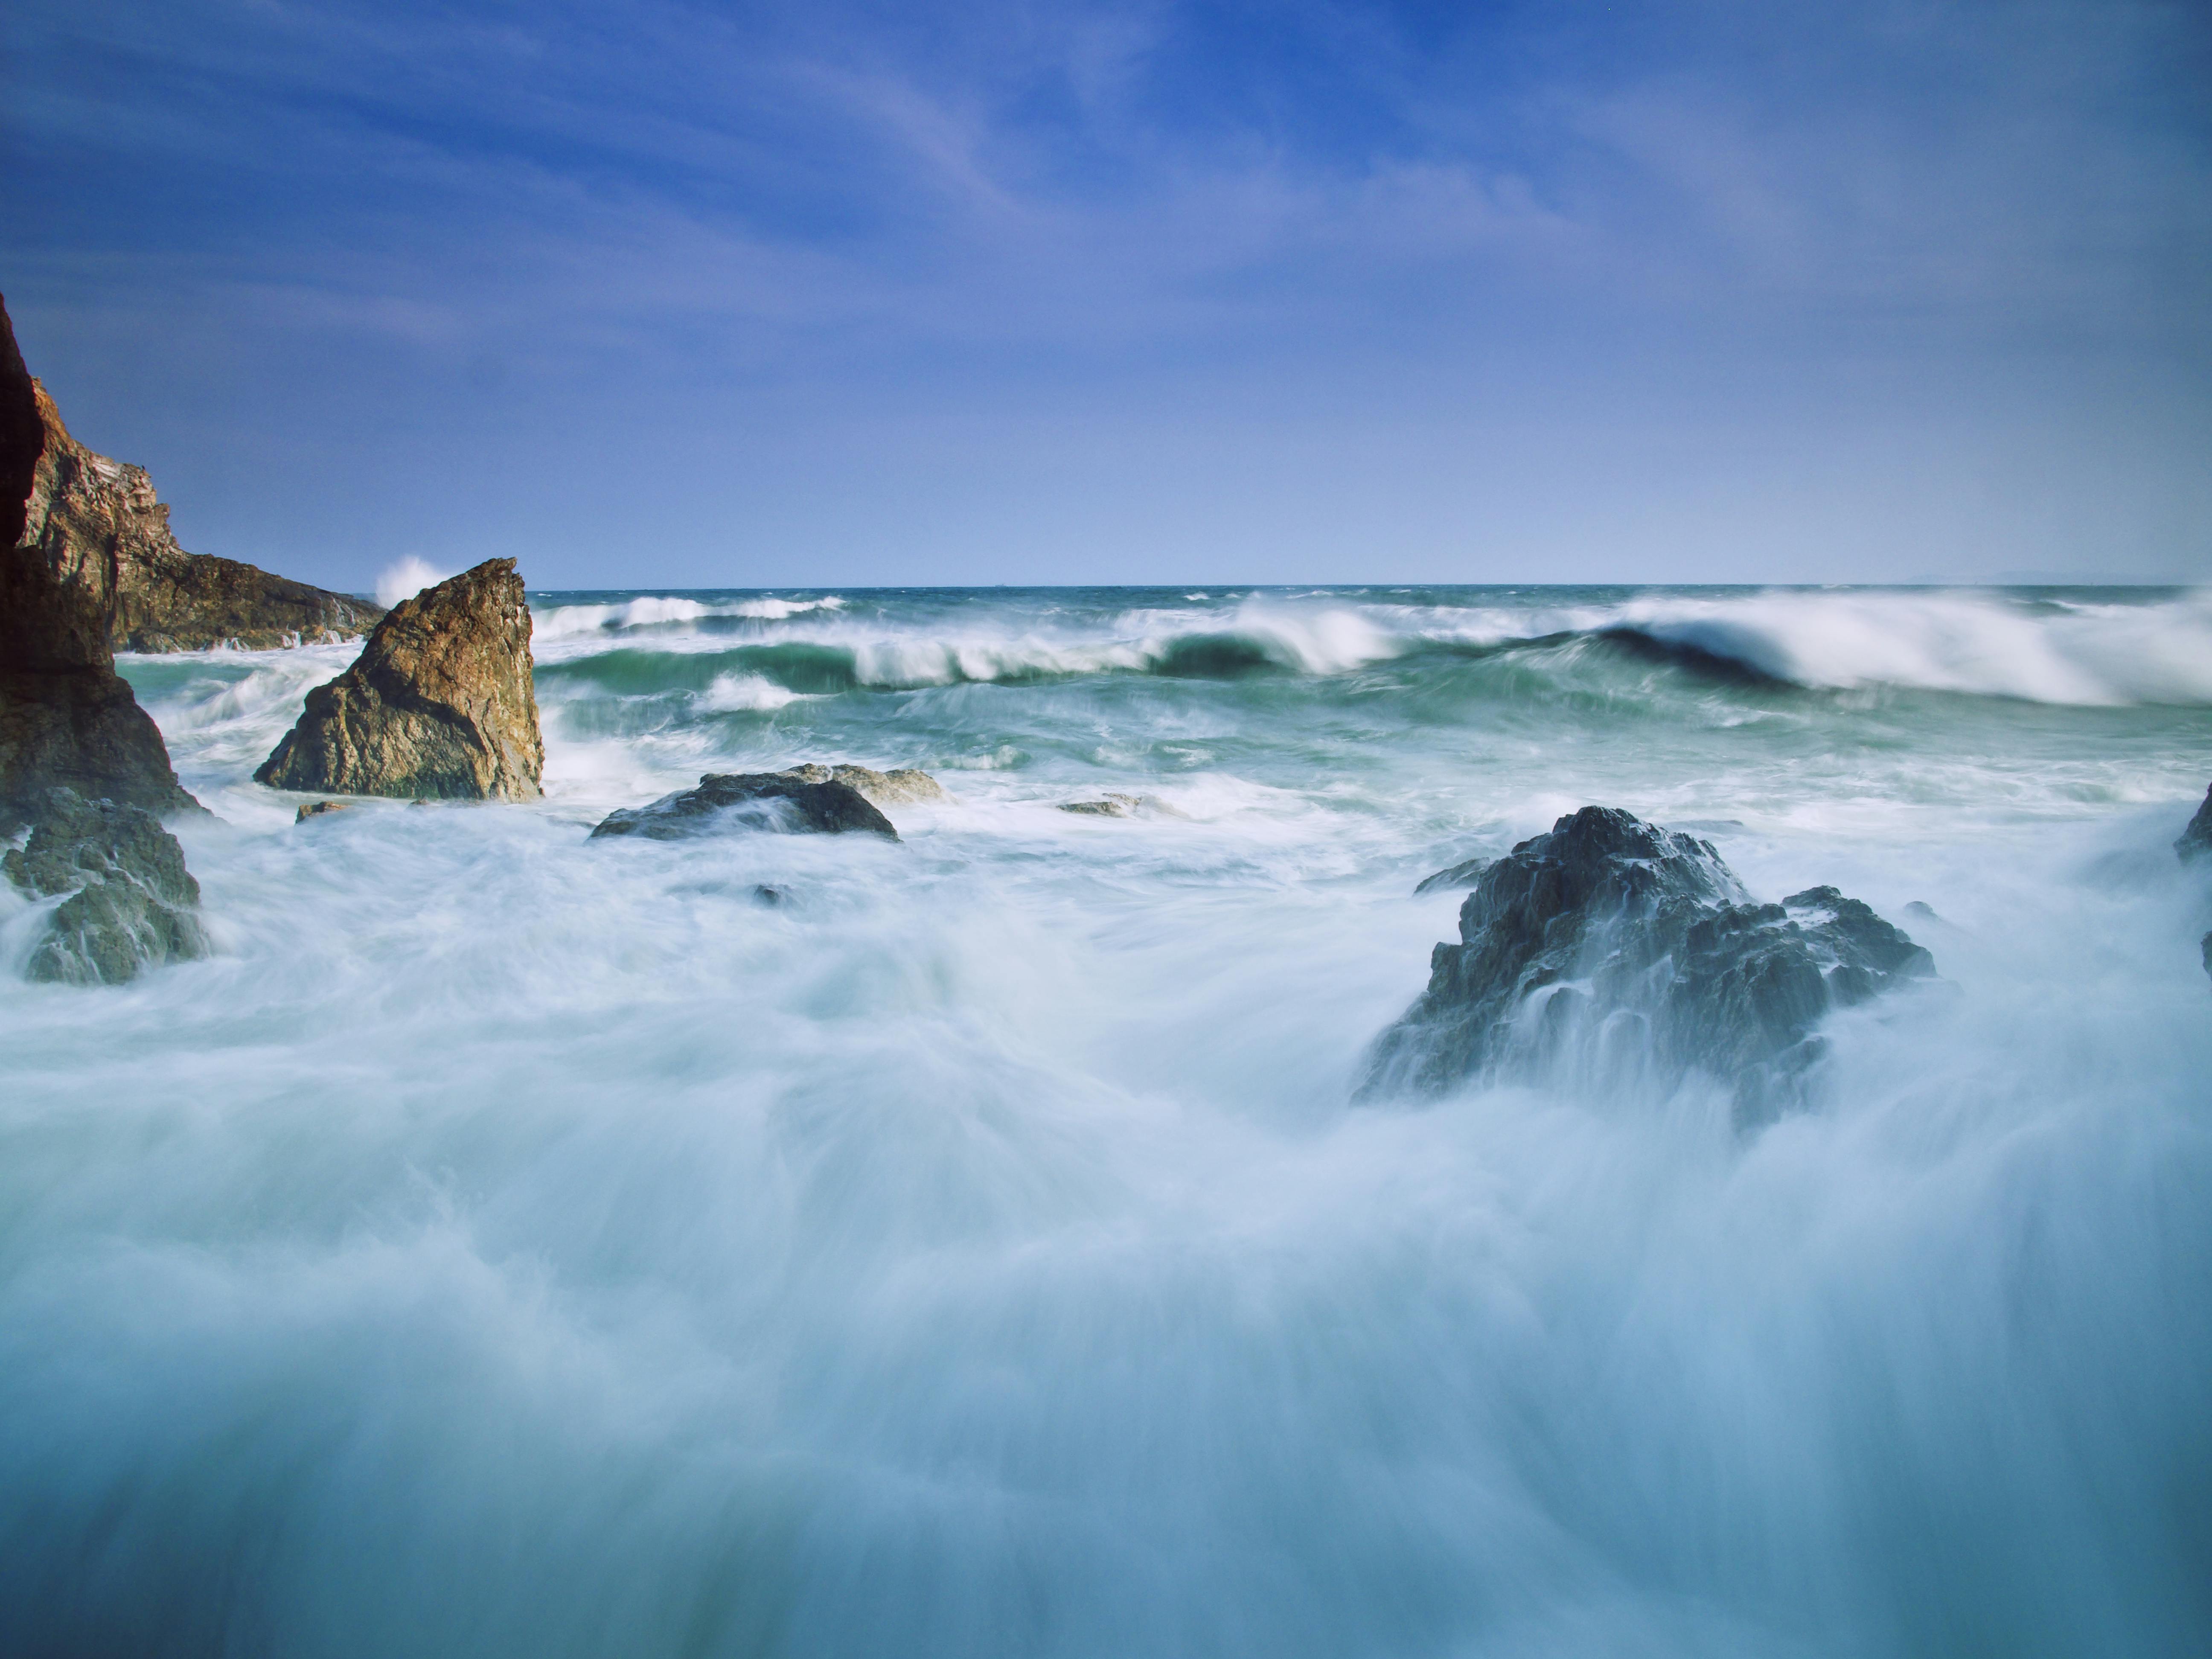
left=3, top=0, right=2208, bottom=591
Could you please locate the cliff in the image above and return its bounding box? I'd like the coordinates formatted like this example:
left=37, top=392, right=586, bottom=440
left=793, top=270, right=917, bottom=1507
left=18, top=383, right=384, bottom=652
left=0, top=295, right=198, bottom=826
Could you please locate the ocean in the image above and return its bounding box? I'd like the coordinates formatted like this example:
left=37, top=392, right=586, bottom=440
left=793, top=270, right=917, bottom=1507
left=4, top=583, right=2209, bottom=1657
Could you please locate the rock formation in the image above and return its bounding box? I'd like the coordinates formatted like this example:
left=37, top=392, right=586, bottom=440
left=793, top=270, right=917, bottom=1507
left=17, top=381, right=381, bottom=652
left=1058, top=792, right=1184, bottom=819
left=592, top=773, right=898, bottom=841
left=2177, top=784, right=2212, bottom=863
left=255, top=559, right=543, bottom=800
left=5, top=786, right=208, bottom=984
left=1360, top=806, right=1936, bottom=1124
left=775, top=763, right=946, bottom=806
left=0, top=295, right=199, bottom=827
left=1414, top=854, right=1490, bottom=894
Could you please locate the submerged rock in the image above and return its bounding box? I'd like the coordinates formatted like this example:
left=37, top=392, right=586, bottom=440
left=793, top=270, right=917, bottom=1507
left=2177, top=784, right=2212, bottom=863
left=591, top=773, right=899, bottom=841
left=2, top=296, right=201, bottom=827
left=5, top=786, right=207, bottom=984
left=1360, top=806, right=1936, bottom=1123
left=776, top=763, right=947, bottom=806
left=1059, top=793, right=1183, bottom=819
left=255, top=558, right=543, bottom=801
left=295, top=800, right=352, bottom=824
left=1415, top=855, right=1491, bottom=895
left=17, top=379, right=380, bottom=652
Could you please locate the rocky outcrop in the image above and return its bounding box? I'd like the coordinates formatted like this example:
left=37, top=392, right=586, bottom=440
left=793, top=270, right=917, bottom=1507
left=5, top=786, right=208, bottom=984
left=255, top=559, right=543, bottom=800
left=1059, top=792, right=1184, bottom=819
left=1414, top=854, right=1490, bottom=895
left=592, top=773, right=898, bottom=841
left=2177, top=785, right=2212, bottom=863
left=0, top=296, right=199, bottom=827
left=775, top=763, right=946, bottom=806
left=17, top=381, right=381, bottom=652
left=1360, top=806, right=1936, bottom=1124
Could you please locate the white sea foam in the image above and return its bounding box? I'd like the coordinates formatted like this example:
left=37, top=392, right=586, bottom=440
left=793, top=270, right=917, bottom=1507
left=7, top=587, right=2205, bottom=1656
left=696, top=672, right=806, bottom=712
left=373, top=554, right=454, bottom=607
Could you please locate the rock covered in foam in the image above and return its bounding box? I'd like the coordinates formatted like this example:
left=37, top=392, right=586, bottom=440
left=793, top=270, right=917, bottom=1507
left=1360, top=805, right=1936, bottom=1123
left=591, top=773, right=899, bottom=841
left=255, top=558, right=543, bottom=801
left=5, top=786, right=207, bottom=984
left=775, top=763, right=946, bottom=806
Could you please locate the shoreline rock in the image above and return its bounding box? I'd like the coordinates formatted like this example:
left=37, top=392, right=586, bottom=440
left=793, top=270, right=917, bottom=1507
left=592, top=773, right=899, bottom=841
left=5, top=786, right=208, bottom=984
left=1, top=294, right=200, bottom=828
left=776, top=763, right=946, bottom=807
left=255, top=558, right=543, bottom=801
left=1360, top=806, right=1936, bottom=1125
left=2177, top=784, right=2212, bottom=863
left=18, top=380, right=381, bottom=653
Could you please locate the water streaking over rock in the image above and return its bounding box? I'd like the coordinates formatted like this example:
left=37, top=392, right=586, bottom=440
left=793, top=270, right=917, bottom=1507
left=3, top=582, right=2208, bottom=1658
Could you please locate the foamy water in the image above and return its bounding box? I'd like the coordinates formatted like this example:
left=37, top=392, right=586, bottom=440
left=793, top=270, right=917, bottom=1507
left=3, top=584, right=2208, bottom=1657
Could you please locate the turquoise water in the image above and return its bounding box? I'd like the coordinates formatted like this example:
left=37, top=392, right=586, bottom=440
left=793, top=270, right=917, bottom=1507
left=4, top=584, right=2209, bottom=1656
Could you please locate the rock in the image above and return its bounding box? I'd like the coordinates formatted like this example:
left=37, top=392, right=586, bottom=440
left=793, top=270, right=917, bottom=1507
left=0, top=295, right=200, bottom=827
left=1415, top=855, right=1490, bottom=895
left=1359, top=806, right=1936, bottom=1124
left=255, top=558, right=543, bottom=800
left=17, top=380, right=382, bottom=652
left=591, top=773, right=898, bottom=841
left=4, top=786, right=208, bottom=984
left=2177, top=784, right=2212, bottom=862
left=295, top=800, right=352, bottom=823
left=1059, top=792, right=1183, bottom=819
left=775, top=763, right=947, bottom=806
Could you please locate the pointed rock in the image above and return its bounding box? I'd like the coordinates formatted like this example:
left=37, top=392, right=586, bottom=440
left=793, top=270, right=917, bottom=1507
left=255, top=558, right=543, bottom=800
left=0, top=294, right=199, bottom=827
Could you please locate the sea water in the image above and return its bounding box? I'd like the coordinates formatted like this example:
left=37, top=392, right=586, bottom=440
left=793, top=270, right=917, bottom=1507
left=3, top=585, right=2208, bottom=1658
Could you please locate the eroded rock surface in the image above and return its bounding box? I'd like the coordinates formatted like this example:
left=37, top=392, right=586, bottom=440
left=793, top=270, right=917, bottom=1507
left=1415, top=855, right=1491, bottom=895
left=1361, top=806, right=1936, bottom=1123
left=0, top=295, right=199, bottom=826
left=18, top=381, right=381, bottom=652
left=5, top=786, right=207, bottom=984
left=256, top=559, right=543, bottom=800
left=592, top=773, right=898, bottom=841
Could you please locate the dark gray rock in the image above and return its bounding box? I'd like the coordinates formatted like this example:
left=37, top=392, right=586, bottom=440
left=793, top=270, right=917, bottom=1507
left=2177, top=784, right=2212, bottom=862
left=591, top=773, right=899, bottom=841
left=1360, top=806, right=1936, bottom=1124
left=1415, top=855, right=1490, bottom=895
left=5, top=786, right=207, bottom=984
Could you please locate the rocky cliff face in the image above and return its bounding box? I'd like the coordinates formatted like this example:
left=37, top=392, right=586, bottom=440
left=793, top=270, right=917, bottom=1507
left=0, top=295, right=198, bottom=827
left=18, top=382, right=383, bottom=652
left=1361, top=806, right=1936, bottom=1124
left=255, top=558, right=544, bottom=800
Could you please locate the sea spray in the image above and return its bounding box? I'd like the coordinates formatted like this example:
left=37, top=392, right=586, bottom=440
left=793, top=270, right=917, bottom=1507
left=3, top=584, right=2206, bottom=1657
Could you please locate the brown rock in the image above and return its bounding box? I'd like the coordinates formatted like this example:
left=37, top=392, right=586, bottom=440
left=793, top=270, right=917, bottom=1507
left=255, top=558, right=544, bottom=800
left=17, top=380, right=383, bottom=653
left=295, top=800, right=353, bottom=823
left=0, top=295, right=199, bottom=827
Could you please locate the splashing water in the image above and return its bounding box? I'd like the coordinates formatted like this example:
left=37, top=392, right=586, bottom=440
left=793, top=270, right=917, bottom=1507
left=7, top=585, right=2209, bottom=1658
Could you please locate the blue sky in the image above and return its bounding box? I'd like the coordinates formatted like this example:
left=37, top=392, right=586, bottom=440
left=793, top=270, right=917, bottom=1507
left=4, top=0, right=2207, bottom=589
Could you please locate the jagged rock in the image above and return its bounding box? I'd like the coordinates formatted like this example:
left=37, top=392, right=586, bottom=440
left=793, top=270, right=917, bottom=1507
left=295, top=800, right=352, bottom=823
left=1360, top=806, right=1936, bottom=1124
left=255, top=559, right=543, bottom=800
left=0, top=295, right=199, bottom=827
left=1415, top=855, right=1490, bottom=895
left=591, top=773, right=898, bottom=841
left=776, top=763, right=947, bottom=806
left=1059, top=792, right=1183, bottom=819
left=2177, top=784, right=2212, bottom=862
left=5, top=786, right=207, bottom=984
left=17, top=381, right=381, bottom=652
